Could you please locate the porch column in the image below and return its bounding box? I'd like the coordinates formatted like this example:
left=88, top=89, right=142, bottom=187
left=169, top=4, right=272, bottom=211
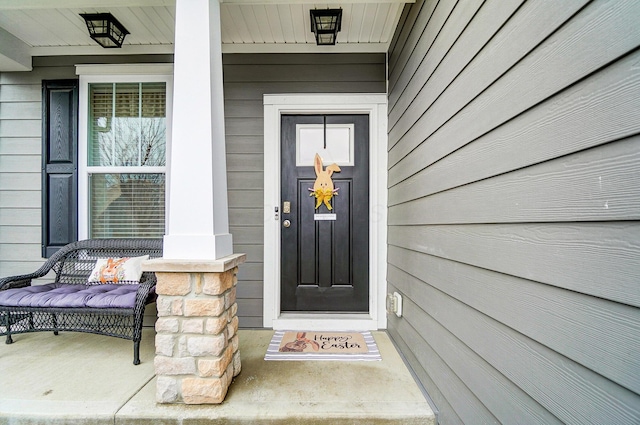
left=164, top=0, right=232, bottom=260
left=144, top=0, right=245, bottom=406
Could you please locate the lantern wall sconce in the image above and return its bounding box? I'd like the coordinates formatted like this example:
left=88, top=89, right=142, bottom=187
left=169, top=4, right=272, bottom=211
left=80, top=13, right=129, bottom=48
left=310, top=9, right=342, bottom=46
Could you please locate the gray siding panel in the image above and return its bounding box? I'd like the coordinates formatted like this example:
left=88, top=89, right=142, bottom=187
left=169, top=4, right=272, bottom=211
left=0, top=173, right=39, bottom=191
left=1, top=190, right=40, bottom=208
left=389, top=260, right=640, bottom=424
left=0, top=84, right=41, bottom=102
left=224, top=81, right=386, bottom=99
left=233, top=244, right=263, bottom=263
left=0, top=119, right=41, bottom=138
left=0, top=101, right=41, bottom=120
left=224, top=100, right=263, bottom=118
left=392, top=312, right=500, bottom=425
left=0, top=138, right=41, bottom=155
left=391, top=293, right=562, bottom=425
left=388, top=0, right=438, bottom=86
left=0, top=81, right=47, bottom=277
left=0, top=208, right=40, bottom=226
left=389, top=136, right=640, bottom=225
left=387, top=324, right=458, bottom=424
left=389, top=222, right=640, bottom=312
left=227, top=172, right=263, bottom=190
left=387, top=0, right=640, bottom=423
left=225, top=135, right=264, bottom=154
left=227, top=153, right=263, bottom=172
left=225, top=117, right=264, bottom=136
left=224, top=63, right=385, bottom=82
left=388, top=0, right=489, bottom=108
left=388, top=245, right=640, bottom=394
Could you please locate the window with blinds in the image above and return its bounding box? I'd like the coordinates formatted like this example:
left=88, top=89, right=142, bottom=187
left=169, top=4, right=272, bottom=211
left=87, top=82, right=166, bottom=238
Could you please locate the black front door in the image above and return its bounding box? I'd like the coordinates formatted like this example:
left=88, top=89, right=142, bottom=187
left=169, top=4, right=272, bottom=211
left=281, top=114, right=369, bottom=312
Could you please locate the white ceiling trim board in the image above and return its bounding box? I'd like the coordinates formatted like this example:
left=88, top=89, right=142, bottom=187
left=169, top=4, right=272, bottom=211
left=222, top=0, right=414, bottom=4
left=221, top=42, right=390, bottom=53
left=0, top=0, right=174, bottom=9
left=30, top=44, right=174, bottom=56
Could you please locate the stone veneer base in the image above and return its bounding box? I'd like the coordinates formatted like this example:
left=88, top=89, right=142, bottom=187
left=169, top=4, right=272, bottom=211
left=143, top=254, right=246, bottom=404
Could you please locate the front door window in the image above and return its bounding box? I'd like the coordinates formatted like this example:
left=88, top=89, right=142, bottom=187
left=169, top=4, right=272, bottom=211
left=296, top=123, right=354, bottom=167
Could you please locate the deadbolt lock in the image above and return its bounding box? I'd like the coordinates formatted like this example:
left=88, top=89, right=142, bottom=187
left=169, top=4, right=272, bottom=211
left=283, top=201, right=291, bottom=214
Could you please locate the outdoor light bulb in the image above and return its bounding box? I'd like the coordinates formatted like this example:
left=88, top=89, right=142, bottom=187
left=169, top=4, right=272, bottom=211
left=319, top=16, right=335, bottom=30
left=318, top=34, right=335, bottom=44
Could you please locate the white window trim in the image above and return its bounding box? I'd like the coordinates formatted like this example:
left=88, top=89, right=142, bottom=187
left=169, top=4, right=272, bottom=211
left=263, top=93, right=388, bottom=331
left=77, top=64, right=173, bottom=240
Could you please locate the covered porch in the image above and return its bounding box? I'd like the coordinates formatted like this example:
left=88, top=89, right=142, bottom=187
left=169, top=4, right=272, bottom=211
left=3, top=0, right=640, bottom=423
left=0, top=329, right=434, bottom=424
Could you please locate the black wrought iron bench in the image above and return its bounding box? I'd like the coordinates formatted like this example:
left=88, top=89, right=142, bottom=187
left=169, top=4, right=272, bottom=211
left=0, top=239, right=162, bottom=365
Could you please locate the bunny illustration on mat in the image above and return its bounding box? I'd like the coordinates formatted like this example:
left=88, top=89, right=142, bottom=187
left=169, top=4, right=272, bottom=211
left=309, top=153, right=340, bottom=211
left=279, top=332, right=320, bottom=352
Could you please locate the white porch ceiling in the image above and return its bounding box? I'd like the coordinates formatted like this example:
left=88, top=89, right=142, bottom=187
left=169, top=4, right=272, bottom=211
left=0, top=0, right=411, bottom=71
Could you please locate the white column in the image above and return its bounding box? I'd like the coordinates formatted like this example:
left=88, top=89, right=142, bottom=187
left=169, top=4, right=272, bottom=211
left=164, top=0, right=233, bottom=260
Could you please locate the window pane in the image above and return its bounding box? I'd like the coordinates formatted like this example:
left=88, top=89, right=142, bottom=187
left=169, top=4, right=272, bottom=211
left=141, top=82, right=166, bottom=117
left=139, top=82, right=167, bottom=167
left=88, top=83, right=113, bottom=166
left=88, top=82, right=166, bottom=167
left=89, top=173, right=165, bottom=238
left=296, top=124, right=354, bottom=166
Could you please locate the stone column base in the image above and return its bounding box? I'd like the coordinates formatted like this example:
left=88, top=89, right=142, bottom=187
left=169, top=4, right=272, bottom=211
left=143, top=254, right=246, bottom=404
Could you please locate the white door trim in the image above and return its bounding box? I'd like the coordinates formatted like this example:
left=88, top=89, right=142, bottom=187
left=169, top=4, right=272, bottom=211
left=263, top=93, right=388, bottom=331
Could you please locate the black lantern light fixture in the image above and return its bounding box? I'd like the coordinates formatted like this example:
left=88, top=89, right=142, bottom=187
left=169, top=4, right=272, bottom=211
left=310, top=9, right=342, bottom=46
left=80, top=13, right=129, bottom=48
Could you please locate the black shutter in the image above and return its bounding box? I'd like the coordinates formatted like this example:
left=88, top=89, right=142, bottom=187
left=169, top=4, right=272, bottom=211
left=42, top=80, right=79, bottom=257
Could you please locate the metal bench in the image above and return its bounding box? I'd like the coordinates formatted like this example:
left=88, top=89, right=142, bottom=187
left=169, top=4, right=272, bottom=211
left=0, top=239, right=162, bottom=365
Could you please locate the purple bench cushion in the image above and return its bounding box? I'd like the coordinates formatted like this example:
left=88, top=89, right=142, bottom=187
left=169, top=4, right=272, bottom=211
left=0, top=283, right=139, bottom=309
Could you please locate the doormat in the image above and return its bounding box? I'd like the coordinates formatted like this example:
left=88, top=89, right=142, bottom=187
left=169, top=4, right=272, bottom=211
left=264, top=331, right=381, bottom=361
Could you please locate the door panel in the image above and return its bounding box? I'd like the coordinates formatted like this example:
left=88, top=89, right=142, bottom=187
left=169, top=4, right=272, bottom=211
left=281, top=114, right=369, bottom=312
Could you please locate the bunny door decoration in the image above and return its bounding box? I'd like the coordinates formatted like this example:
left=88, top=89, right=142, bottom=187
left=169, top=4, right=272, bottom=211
left=309, top=153, right=340, bottom=211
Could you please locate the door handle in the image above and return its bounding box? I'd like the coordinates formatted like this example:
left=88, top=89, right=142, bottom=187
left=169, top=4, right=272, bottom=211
left=283, top=219, right=291, bottom=228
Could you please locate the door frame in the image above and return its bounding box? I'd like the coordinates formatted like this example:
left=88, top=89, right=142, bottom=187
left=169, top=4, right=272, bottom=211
left=263, top=93, right=388, bottom=330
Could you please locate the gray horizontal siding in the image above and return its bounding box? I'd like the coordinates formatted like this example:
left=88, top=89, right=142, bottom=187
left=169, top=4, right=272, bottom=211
left=387, top=0, right=640, bottom=424
left=388, top=50, right=640, bottom=205
left=389, top=0, right=638, bottom=174
left=222, top=53, right=386, bottom=325
left=224, top=81, right=385, bottom=100
left=389, top=222, right=640, bottom=312
left=389, top=136, right=640, bottom=225
left=0, top=67, right=70, bottom=277
left=224, top=64, right=384, bottom=83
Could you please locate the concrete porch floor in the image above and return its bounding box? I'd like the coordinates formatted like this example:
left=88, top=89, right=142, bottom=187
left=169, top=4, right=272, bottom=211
left=0, top=329, right=434, bottom=424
